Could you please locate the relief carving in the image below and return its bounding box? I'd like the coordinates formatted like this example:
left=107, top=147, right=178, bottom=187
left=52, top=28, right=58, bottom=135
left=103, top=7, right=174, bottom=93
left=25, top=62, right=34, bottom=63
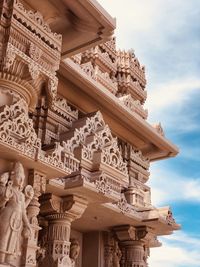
left=104, top=234, right=122, bottom=267
left=29, top=43, right=42, bottom=62
left=113, top=242, right=122, bottom=267
left=0, top=162, right=33, bottom=265
left=70, top=239, right=80, bottom=267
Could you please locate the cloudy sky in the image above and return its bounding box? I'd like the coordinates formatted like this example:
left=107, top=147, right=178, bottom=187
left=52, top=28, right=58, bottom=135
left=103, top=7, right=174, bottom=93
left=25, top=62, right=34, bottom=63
left=98, top=1, right=200, bottom=266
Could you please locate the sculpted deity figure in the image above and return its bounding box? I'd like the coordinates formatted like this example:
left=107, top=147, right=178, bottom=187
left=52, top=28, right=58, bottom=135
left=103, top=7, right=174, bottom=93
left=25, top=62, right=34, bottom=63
left=70, top=239, right=80, bottom=267
left=0, top=162, right=34, bottom=265
left=113, top=242, right=122, bottom=267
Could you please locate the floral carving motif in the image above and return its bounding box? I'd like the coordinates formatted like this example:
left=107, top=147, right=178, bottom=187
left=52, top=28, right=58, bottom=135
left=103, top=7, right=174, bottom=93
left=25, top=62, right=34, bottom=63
left=117, top=194, right=131, bottom=214
left=0, top=98, right=41, bottom=150
left=62, top=111, right=105, bottom=154
left=29, top=43, right=42, bottom=62
left=95, top=174, right=111, bottom=195
left=80, top=62, right=95, bottom=79
left=102, top=138, right=128, bottom=175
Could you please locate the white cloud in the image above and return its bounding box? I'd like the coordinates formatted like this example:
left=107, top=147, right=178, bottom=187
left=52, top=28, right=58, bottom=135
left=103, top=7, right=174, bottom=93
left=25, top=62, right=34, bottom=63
left=98, top=0, right=161, bottom=33
left=149, top=231, right=200, bottom=267
left=150, top=239, right=200, bottom=267
left=145, top=77, right=200, bottom=134
left=149, top=164, right=200, bottom=206
left=146, top=78, right=200, bottom=114
left=164, top=231, right=200, bottom=246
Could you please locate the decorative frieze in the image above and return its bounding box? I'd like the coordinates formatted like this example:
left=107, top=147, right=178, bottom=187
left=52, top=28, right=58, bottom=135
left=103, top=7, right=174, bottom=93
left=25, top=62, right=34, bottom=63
left=64, top=169, right=122, bottom=203
left=14, top=0, right=62, bottom=48
left=0, top=0, right=62, bottom=110
left=52, top=97, right=78, bottom=122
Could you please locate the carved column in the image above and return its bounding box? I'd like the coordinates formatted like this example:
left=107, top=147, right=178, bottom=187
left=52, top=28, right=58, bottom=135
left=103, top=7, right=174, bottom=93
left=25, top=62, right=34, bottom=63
left=39, top=194, right=87, bottom=267
left=123, top=241, right=145, bottom=267
left=21, top=170, right=46, bottom=267
left=114, top=226, right=150, bottom=267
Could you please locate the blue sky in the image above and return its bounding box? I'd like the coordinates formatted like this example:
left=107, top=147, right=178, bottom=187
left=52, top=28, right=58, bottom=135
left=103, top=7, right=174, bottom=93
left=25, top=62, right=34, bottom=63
left=98, top=1, right=200, bottom=266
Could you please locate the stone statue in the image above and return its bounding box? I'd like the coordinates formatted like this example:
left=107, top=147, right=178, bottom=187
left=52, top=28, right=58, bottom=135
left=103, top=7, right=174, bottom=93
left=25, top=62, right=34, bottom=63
left=0, top=162, right=34, bottom=265
left=113, top=242, right=122, bottom=267
left=70, top=239, right=80, bottom=267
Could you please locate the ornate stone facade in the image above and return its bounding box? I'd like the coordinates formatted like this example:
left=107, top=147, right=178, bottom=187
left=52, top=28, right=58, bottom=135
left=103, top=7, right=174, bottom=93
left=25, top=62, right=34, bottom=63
left=0, top=1, right=180, bottom=267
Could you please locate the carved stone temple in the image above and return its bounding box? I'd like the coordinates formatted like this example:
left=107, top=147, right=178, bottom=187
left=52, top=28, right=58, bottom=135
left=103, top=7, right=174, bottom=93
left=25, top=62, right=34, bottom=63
left=0, top=0, right=180, bottom=266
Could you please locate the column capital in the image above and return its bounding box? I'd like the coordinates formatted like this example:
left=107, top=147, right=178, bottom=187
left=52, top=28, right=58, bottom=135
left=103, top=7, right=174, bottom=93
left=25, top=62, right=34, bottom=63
left=113, top=225, right=152, bottom=243
left=40, top=193, right=88, bottom=222
left=113, top=225, right=136, bottom=242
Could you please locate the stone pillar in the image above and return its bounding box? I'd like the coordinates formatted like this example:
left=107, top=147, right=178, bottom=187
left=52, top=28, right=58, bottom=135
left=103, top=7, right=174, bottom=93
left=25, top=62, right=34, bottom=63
left=114, top=226, right=150, bottom=267
left=123, top=241, right=146, bottom=267
left=39, top=194, right=87, bottom=267
left=21, top=170, right=46, bottom=267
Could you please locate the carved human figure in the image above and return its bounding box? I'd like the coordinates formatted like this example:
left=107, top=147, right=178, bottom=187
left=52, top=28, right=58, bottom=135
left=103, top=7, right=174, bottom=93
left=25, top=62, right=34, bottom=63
left=0, top=172, right=10, bottom=208
left=70, top=239, right=80, bottom=267
left=0, top=162, right=34, bottom=265
left=113, top=242, right=122, bottom=267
